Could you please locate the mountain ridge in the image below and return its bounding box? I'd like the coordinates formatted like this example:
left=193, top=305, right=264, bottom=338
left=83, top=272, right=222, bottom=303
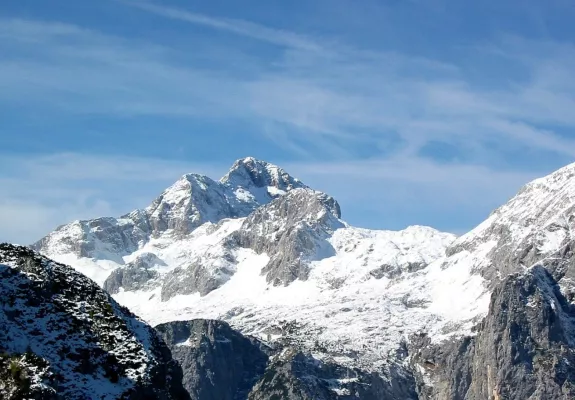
left=0, top=243, right=189, bottom=399
left=31, top=157, right=309, bottom=282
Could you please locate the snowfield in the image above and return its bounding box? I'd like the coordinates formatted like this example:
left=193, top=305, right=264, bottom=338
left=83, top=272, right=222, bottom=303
left=43, top=218, right=480, bottom=370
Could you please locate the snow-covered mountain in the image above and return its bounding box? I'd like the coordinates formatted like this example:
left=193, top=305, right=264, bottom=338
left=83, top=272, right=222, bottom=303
left=33, top=157, right=307, bottom=284
left=32, top=157, right=575, bottom=398
left=33, top=158, right=457, bottom=368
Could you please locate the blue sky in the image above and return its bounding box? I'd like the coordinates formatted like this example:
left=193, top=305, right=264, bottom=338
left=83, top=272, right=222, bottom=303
left=1, top=0, right=575, bottom=243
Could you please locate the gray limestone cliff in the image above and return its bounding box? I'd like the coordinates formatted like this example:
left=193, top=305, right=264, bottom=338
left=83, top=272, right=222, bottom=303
left=155, top=319, right=269, bottom=400
left=248, top=348, right=418, bottom=400
left=409, top=265, right=575, bottom=400
left=103, top=252, right=163, bottom=294
left=229, top=188, right=343, bottom=286
left=159, top=244, right=237, bottom=300
left=444, top=162, right=575, bottom=297
left=155, top=319, right=418, bottom=400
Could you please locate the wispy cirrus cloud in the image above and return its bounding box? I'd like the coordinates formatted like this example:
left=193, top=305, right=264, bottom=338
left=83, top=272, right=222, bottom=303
left=121, top=1, right=322, bottom=51
left=120, top=3, right=575, bottom=162
left=1, top=2, right=575, bottom=243
left=2, top=11, right=575, bottom=163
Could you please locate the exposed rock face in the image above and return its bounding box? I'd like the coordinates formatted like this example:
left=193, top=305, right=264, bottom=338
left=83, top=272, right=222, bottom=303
left=103, top=252, right=163, bottom=294
left=155, top=319, right=269, bottom=400
left=31, top=215, right=149, bottom=261
left=221, top=157, right=307, bottom=210
left=109, top=188, right=347, bottom=299
left=409, top=265, right=575, bottom=400
left=159, top=244, right=238, bottom=300
left=230, top=189, right=344, bottom=285
left=146, top=174, right=233, bottom=236
left=248, top=349, right=418, bottom=400
left=0, top=244, right=189, bottom=400
left=155, top=319, right=419, bottom=400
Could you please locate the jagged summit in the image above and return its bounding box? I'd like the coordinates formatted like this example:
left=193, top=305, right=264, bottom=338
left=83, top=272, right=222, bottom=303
left=221, top=157, right=306, bottom=193
left=145, top=157, right=307, bottom=235
left=32, top=158, right=310, bottom=270
left=145, top=173, right=228, bottom=234
left=220, top=157, right=308, bottom=214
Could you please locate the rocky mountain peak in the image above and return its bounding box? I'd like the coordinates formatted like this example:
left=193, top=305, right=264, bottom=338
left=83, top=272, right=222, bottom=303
left=33, top=158, right=312, bottom=267
left=144, top=158, right=309, bottom=237
left=145, top=173, right=230, bottom=235
left=442, top=159, right=575, bottom=292
left=221, top=157, right=307, bottom=195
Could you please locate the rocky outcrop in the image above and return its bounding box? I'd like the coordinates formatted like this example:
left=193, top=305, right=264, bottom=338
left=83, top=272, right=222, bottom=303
left=103, top=252, right=163, bottom=294
left=155, top=319, right=269, bottom=400
left=145, top=174, right=233, bottom=236
left=409, top=265, right=575, bottom=400
left=160, top=255, right=236, bottom=300
left=248, top=348, right=418, bottom=400
left=155, top=319, right=419, bottom=400
left=0, top=244, right=189, bottom=399
left=221, top=157, right=307, bottom=212
left=157, top=189, right=344, bottom=297
left=31, top=215, right=150, bottom=261
left=229, top=189, right=343, bottom=285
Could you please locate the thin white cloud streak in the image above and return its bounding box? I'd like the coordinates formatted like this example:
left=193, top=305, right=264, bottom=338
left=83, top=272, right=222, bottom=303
left=1, top=16, right=575, bottom=162
left=0, top=153, right=224, bottom=182
left=122, top=1, right=323, bottom=51
left=0, top=151, right=223, bottom=190
left=0, top=18, right=87, bottom=40
left=121, top=2, right=575, bottom=132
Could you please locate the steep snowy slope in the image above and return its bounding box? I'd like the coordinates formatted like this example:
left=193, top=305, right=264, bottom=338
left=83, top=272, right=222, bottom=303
left=445, top=162, right=575, bottom=291
left=0, top=244, right=188, bottom=399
